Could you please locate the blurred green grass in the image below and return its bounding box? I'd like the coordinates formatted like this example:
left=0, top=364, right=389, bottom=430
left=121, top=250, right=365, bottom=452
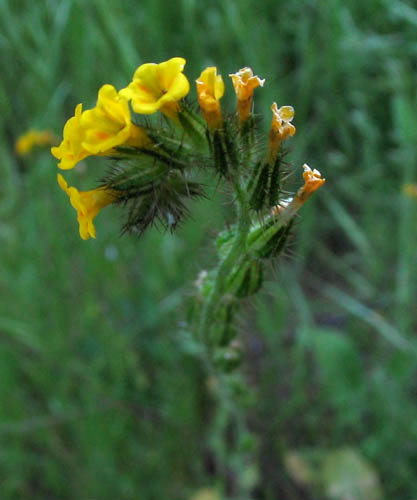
left=1, top=0, right=417, bottom=498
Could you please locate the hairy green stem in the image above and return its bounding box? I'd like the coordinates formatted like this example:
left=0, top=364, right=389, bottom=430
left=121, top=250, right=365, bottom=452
left=197, top=178, right=252, bottom=346
left=196, top=174, right=255, bottom=499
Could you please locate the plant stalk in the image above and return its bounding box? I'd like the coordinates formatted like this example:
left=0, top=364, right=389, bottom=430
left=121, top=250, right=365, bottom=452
left=197, top=177, right=252, bottom=346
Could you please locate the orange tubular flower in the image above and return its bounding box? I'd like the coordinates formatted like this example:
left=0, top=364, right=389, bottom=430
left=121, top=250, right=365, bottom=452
left=196, top=67, right=225, bottom=130
left=297, top=164, right=326, bottom=202
left=272, top=165, right=325, bottom=222
left=267, top=102, right=296, bottom=164
left=229, top=67, right=264, bottom=123
left=58, top=174, right=117, bottom=240
left=120, top=57, right=190, bottom=119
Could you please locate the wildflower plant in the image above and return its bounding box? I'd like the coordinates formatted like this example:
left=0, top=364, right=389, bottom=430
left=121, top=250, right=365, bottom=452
left=52, top=56, right=325, bottom=496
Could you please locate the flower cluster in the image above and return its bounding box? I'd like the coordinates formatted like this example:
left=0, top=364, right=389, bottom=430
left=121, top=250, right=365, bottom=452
left=52, top=56, right=324, bottom=240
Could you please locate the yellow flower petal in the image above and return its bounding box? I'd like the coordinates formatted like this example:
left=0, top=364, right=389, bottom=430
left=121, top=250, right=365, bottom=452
left=81, top=84, right=148, bottom=154
left=158, top=57, right=187, bottom=92
left=120, top=57, right=190, bottom=117
left=58, top=174, right=116, bottom=240
left=229, top=67, right=264, bottom=101
left=52, top=86, right=149, bottom=169
left=51, top=104, right=89, bottom=170
left=271, top=103, right=296, bottom=137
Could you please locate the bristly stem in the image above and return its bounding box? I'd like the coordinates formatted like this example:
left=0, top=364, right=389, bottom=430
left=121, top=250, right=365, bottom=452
left=197, top=174, right=252, bottom=347
left=196, top=173, right=254, bottom=499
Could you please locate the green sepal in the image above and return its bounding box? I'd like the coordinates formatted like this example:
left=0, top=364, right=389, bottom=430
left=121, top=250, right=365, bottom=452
left=222, top=120, right=239, bottom=169
left=216, top=228, right=235, bottom=258
left=247, top=152, right=286, bottom=211
left=239, top=114, right=255, bottom=140
left=210, top=121, right=240, bottom=179
left=259, top=219, right=294, bottom=258
left=227, top=259, right=264, bottom=298
left=210, top=299, right=239, bottom=347
left=212, top=129, right=229, bottom=177
left=197, top=269, right=216, bottom=299
left=177, top=105, right=207, bottom=151
left=267, top=157, right=281, bottom=207
left=247, top=161, right=270, bottom=211
left=102, top=157, right=169, bottom=193
left=247, top=217, right=294, bottom=259
left=115, top=172, right=205, bottom=235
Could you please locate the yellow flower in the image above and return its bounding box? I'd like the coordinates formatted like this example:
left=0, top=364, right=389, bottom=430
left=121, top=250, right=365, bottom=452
left=51, top=85, right=148, bottom=170
left=229, top=67, right=264, bottom=122
left=196, top=67, right=225, bottom=129
left=51, top=103, right=90, bottom=170
left=267, top=102, right=296, bottom=164
left=81, top=84, right=149, bottom=154
left=120, top=57, right=190, bottom=118
left=16, top=129, right=56, bottom=156
left=58, top=174, right=116, bottom=240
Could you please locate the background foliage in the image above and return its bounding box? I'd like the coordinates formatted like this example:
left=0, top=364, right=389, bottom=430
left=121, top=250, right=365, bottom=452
left=1, top=0, right=416, bottom=498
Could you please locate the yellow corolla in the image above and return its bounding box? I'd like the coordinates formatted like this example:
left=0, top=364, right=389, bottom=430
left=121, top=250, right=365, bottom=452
left=268, top=102, right=296, bottom=163
left=196, top=67, right=225, bottom=129
left=81, top=84, right=149, bottom=154
left=58, top=174, right=116, bottom=240
left=120, top=57, right=190, bottom=118
left=51, top=104, right=89, bottom=169
left=15, top=129, right=56, bottom=156
left=229, top=67, right=264, bottom=122
left=52, top=85, right=148, bottom=169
